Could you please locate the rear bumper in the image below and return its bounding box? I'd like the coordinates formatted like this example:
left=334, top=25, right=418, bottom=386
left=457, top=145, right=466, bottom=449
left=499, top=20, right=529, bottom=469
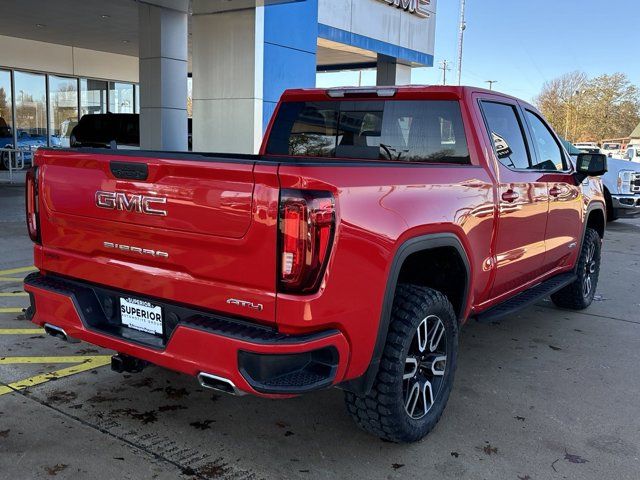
left=611, top=194, right=640, bottom=217
left=24, top=273, right=349, bottom=397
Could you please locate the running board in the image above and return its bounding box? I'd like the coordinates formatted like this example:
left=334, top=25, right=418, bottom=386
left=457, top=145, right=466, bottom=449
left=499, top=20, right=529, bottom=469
left=475, top=273, right=577, bottom=323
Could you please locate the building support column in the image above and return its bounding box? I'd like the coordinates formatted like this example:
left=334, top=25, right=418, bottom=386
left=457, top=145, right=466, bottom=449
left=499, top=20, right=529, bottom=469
left=376, top=54, right=412, bottom=86
left=192, top=7, right=264, bottom=154
left=138, top=2, right=188, bottom=151
left=192, top=0, right=317, bottom=154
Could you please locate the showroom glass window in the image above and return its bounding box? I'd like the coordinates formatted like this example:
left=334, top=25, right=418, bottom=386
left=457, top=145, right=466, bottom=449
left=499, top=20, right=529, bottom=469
left=187, top=76, right=192, bottom=117
left=80, top=79, right=107, bottom=116
left=14, top=71, right=47, bottom=154
left=266, top=100, right=470, bottom=164
left=109, top=82, right=134, bottom=113
left=134, top=85, right=140, bottom=114
left=49, top=76, right=78, bottom=148
left=0, top=70, right=13, bottom=149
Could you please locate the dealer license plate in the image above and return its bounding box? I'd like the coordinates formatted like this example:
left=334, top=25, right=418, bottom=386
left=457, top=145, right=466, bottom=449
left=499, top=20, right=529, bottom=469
left=120, top=296, right=163, bottom=335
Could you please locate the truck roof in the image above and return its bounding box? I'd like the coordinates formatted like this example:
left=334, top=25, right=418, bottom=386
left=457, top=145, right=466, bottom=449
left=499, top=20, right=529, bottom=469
left=280, top=85, right=528, bottom=106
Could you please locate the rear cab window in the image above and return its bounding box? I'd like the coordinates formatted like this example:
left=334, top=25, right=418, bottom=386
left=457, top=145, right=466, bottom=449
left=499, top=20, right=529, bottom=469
left=266, top=100, right=471, bottom=164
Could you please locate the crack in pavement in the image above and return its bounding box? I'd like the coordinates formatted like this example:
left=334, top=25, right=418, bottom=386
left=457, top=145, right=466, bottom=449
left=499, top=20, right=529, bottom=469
left=602, top=250, right=640, bottom=257
left=537, top=303, right=640, bottom=326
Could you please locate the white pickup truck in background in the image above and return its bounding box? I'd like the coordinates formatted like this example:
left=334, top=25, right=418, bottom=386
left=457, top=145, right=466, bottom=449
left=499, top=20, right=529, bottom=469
left=565, top=139, right=640, bottom=221
left=624, top=144, right=640, bottom=163
left=601, top=142, right=624, bottom=159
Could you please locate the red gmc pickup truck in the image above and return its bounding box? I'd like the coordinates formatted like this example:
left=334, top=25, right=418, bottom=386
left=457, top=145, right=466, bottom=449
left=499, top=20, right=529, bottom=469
left=24, top=86, right=607, bottom=443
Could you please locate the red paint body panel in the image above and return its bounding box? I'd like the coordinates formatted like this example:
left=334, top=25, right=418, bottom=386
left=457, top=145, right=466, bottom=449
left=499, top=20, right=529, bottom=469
left=275, top=164, right=495, bottom=378
left=24, top=283, right=349, bottom=398
left=36, top=150, right=280, bottom=324
left=28, top=86, right=605, bottom=394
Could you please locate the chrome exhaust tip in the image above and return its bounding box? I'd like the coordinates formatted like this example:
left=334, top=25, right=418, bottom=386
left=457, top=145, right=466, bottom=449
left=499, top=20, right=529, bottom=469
left=197, top=372, right=245, bottom=396
left=43, top=323, right=80, bottom=343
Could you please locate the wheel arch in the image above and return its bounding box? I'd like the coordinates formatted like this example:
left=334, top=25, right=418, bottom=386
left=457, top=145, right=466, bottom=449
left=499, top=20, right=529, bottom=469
left=585, top=202, right=606, bottom=239
left=340, top=233, right=471, bottom=395
left=574, top=203, right=606, bottom=276
left=602, top=186, right=615, bottom=221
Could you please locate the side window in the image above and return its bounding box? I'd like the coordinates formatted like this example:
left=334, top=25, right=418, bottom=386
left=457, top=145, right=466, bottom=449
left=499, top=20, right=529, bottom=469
left=524, top=110, right=565, bottom=171
left=120, top=116, right=139, bottom=144
left=85, top=116, right=103, bottom=141
left=480, top=101, right=531, bottom=170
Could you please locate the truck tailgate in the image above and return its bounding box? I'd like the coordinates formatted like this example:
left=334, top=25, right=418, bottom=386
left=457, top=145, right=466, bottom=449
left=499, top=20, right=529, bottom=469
left=36, top=150, right=279, bottom=324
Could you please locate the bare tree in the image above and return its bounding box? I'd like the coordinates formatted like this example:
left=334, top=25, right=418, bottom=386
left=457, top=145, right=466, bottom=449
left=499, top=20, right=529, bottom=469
left=578, top=73, right=640, bottom=141
left=535, top=71, right=640, bottom=142
left=534, top=71, right=587, bottom=141
left=0, top=87, right=9, bottom=121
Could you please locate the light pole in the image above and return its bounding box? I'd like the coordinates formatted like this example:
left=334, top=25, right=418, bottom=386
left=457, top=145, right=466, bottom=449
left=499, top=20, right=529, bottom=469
left=485, top=80, right=498, bottom=91
left=456, top=0, right=467, bottom=86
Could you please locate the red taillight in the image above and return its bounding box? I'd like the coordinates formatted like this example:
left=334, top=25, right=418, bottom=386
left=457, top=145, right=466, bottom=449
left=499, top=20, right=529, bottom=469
left=26, top=167, right=40, bottom=243
left=279, top=190, right=335, bottom=294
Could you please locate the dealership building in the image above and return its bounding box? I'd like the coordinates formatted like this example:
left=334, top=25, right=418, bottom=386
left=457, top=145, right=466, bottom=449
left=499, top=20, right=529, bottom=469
left=0, top=0, right=436, bottom=156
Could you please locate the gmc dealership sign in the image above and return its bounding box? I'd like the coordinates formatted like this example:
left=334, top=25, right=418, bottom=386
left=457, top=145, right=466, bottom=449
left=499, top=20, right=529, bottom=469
left=377, top=0, right=431, bottom=18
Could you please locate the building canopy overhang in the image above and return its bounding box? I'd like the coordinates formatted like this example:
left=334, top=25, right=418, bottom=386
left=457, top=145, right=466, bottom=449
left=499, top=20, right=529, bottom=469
left=0, top=0, right=437, bottom=153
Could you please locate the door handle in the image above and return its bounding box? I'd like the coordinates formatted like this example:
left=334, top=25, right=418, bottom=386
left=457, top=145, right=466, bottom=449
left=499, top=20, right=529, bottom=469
left=549, top=186, right=562, bottom=198
left=501, top=190, right=519, bottom=203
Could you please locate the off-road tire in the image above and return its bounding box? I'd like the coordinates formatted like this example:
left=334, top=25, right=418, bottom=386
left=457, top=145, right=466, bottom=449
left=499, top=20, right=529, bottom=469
left=551, top=228, right=601, bottom=310
left=344, top=284, right=458, bottom=443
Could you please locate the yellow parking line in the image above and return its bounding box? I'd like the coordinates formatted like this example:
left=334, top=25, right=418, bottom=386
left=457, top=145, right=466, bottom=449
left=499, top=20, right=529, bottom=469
left=0, top=278, right=25, bottom=283
left=0, top=356, right=111, bottom=364
left=0, top=292, right=28, bottom=297
left=0, top=307, right=24, bottom=314
left=0, top=328, right=45, bottom=335
left=0, top=266, right=36, bottom=276
left=0, top=356, right=112, bottom=396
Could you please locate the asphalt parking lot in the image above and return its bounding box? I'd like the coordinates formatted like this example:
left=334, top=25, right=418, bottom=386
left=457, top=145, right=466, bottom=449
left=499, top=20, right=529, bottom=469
left=1, top=183, right=639, bottom=480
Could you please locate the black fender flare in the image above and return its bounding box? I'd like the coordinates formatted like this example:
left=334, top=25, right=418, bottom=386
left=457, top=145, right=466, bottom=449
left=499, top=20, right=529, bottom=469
left=340, top=233, right=471, bottom=395
left=602, top=187, right=615, bottom=218
left=576, top=202, right=606, bottom=271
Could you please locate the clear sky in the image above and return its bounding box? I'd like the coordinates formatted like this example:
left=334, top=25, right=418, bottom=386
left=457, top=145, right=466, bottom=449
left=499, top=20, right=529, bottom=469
left=318, top=0, right=640, bottom=103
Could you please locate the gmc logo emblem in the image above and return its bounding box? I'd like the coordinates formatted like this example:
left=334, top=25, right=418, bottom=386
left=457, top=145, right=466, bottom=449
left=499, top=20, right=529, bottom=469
left=377, top=0, right=430, bottom=18
left=96, top=191, right=167, bottom=216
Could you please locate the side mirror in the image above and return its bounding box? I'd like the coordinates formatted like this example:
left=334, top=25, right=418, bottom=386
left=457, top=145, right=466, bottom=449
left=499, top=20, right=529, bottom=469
left=575, top=153, right=607, bottom=182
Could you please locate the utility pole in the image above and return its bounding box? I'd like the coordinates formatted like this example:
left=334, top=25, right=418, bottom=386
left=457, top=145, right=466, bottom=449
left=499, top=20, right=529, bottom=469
left=438, top=60, right=451, bottom=86
left=456, top=0, right=467, bottom=85
left=564, top=90, right=580, bottom=141
left=485, top=80, right=498, bottom=91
